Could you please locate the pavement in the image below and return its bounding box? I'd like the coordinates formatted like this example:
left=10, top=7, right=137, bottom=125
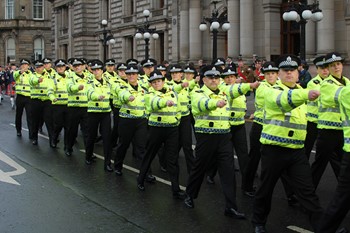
left=0, top=94, right=349, bottom=233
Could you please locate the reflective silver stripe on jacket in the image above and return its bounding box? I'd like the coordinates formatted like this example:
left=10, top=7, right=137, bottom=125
left=152, top=112, right=177, bottom=116
left=121, top=105, right=145, bottom=110
left=196, top=115, right=230, bottom=121
left=264, top=119, right=306, bottom=130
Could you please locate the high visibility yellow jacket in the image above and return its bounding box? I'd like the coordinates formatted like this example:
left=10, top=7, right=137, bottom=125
left=110, top=77, right=128, bottom=108
left=306, top=75, right=323, bottom=123
left=168, top=80, right=191, bottom=117
left=118, top=83, right=147, bottom=119
left=47, top=71, right=69, bottom=105
left=253, top=81, right=276, bottom=125
left=145, top=86, right=181, bottom=127
left=220, top=83, right=250, bottom=126
left=13, top=70, right=32, bottom=97
left=29, top=71, right=51, bottom=101
left=66, top=72, right=90, bottom=107
left=191, top=85, right=230, bottom=134
left=339, top=86, right=350, bottom=152
left=45, top=68, right=57, bottom=79
left=87, top=77, right=111, bottom=113
left=318, top=75, right=350, bottom=130
left=260, top=83, right=309, bottom=149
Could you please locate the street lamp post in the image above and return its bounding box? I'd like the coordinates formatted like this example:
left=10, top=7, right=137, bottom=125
left=135, top=10, right=159, bottom=60
left=283, top=0, right=323, bottom=61
left=99, top=19, right=116, bottom=61
left=199, top=1, right=230, bottom=61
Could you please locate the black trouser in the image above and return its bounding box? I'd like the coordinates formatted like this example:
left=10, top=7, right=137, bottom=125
left=207, top=124, right=249, bottom=185
left=114, top=117, right=148, bottom=171
left=305, top=121, right=318, bottom=160
left=317, top=152, right=350, bottom=233
left=111, top=107, right=120, bottom=148
left=186, top=133, right=238, bottom=209
left=137, top=126, right=181, bottom=192
left=15, top=94, right=33, bottom=137
left=66, top=107, right=89, bottom=153
left=31, top=99, right=53, bottom=141
left=252, top=145, right=323, bottom=231
left=178, top=115, right=195, bottom=174
left=85, top=112, right=112, bottom=166
left=51, top=104, right=69, bottom=149
left=311, top=129, right=344, bottom=189
left=244, top=122, right=295, bottom=198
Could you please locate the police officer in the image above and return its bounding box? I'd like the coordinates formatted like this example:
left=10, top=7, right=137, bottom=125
left=184, top=65, right=246, bottom=220
left=65, top=58, right=90, bottom=156
left=47, top=59, right=69, bottom=149
left=304, top=56, right=329, bottom=160
left=316, top=82, right=350, bottom=233
left=29, top=60, right=54, bottom=146
left=114, top=65, right=148, bottom=175
left=85, top=60, right=113, bottom=172
left=251, top=55, right=323, bottom=233
left=13, top=59, right=33, bottom=138
left=137, top=70, right=185, bottom=200
left=43, top=58, right=56, bottom=79
left=311, top=52, right=349, bottom=190
left=139, top=59, right=156, bottom=87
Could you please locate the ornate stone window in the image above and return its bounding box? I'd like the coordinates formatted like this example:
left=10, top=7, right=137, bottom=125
left=33, top=0, right=44, bottom=19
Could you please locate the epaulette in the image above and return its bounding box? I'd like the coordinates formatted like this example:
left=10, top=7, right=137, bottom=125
left=327, top=80, right=334, bottom=84
left=87, top=80, right=93, bottom=84
left=195, top=90, right=204, bottom=93
left=120, top=85, right=128, bottom=89
left=272, top=86, right=284, bottom=91
left=313, top=79, right=320, bottom=84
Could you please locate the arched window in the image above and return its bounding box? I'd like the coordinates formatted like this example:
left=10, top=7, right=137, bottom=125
left=6, top=38, right=16, bottom=62
left=34, top=38, right=44, bottom=60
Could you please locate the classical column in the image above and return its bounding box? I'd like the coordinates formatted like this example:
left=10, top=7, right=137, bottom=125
left=179, top=0, right=189, bottom=61
left=305, top=20, right=316, bottom=59
left=240, top=0, right=254, bottom=58
left=317, top=0, right=335, bottom=54
left=262, top=2, right=281, bottom=61
left=189, top=0, right=201, bottom=62
left=227, top=0, right=240, bottom=58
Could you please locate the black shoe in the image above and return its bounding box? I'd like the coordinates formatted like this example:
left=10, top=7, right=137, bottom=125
left=65, top=151, right=72, bottom=156
left=160, top=166, right=167, bottom=172
left=85, top=159, right=92, bottom=165
left=104, top=165, right=113, bottom=172
left=224, top=208, right=246, bottom=219
left=50, top=140, right=57, bottom=148
left=184, top=195, right=194, bottom=208
left=254, top=225, right=267, bottom=233
left=243, top=189, right=256, bottom=198
left=145, top=174, right=156, bottom=183
left=287, top=194, right=298, bottom=207
left=115, top=170, right=123, bottom=176
left=206, top=176, right=215, bottom=184
left=137, top=183, right=145, bottom=191
left=173, top=190, right=186, bottom=200
left=91, top=155, right=97, bottom=160
left=337, top=227, right=349, bottom=233
left=32, top=139, right=38, bottom=145
left=17, top=132, right=22, bottom=137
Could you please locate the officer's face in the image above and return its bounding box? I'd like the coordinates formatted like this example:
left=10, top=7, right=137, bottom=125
left=185, top=73, right=194, bottom=81
left=203, top=76, right=220, bottom=91
left=143, top=66, right=154, bottom=75
left=328, top=61, right=343, bottom=78
left=127, top=73, right=138, bottom=85
left=106, top=65, right=115, bottom=72
left=20, top=64, right=29, bottom=71
left=117, top=69, right=126, bottom=78
left=55, top=65, right=66, bottom=74
left=151, top=79, right=165, bottom=91
left=279, top=68, right=298, bottom=88
left=73, top=64, right=85, bottom=74
left=171, top=72, right=183, bottom=82
left=223, top=75, right=236, bottom=85
left=35, top=65, right=45, bottom=74
left=317, top=66, right=329, bottom=79
left=264, top=71, right=278, bottom=85
left=92, top=68, right=103, bottom=79
left=44, top=63, right=52, bottom=70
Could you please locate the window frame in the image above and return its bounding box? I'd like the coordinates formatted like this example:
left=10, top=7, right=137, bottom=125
left=33, top=0, right=44, bottom=20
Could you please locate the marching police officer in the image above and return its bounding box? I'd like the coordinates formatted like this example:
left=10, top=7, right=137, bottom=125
left=13, top=59, right=33, bottom=138
left=85, top=60, right=113, bottom=172
left=304, top=56, right=329, bottom=160
left=47, top=59, right=69, bottom=149
left=65, top=58, right=90, bottom=156
left=311, top=52, right=349, bottom=189
left=184, top=65, right=246, bottom=220
left=251, top=55, right=323, bottom=233
left=137, top=70, right=185, bottom=199
left=29, top=60, right=54, bottom=146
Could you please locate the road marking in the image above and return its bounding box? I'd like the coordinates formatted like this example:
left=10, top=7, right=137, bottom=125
left=0, top=151, right=26, bottom=185
left=80, top=149, right=186, bottom=191
left=287, top=225, right=313, bottom=233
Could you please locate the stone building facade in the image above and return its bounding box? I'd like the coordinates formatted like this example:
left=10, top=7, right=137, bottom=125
left=0, top=0, right=52, bottom=66
left=48, top=0, right=350, bottom=66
